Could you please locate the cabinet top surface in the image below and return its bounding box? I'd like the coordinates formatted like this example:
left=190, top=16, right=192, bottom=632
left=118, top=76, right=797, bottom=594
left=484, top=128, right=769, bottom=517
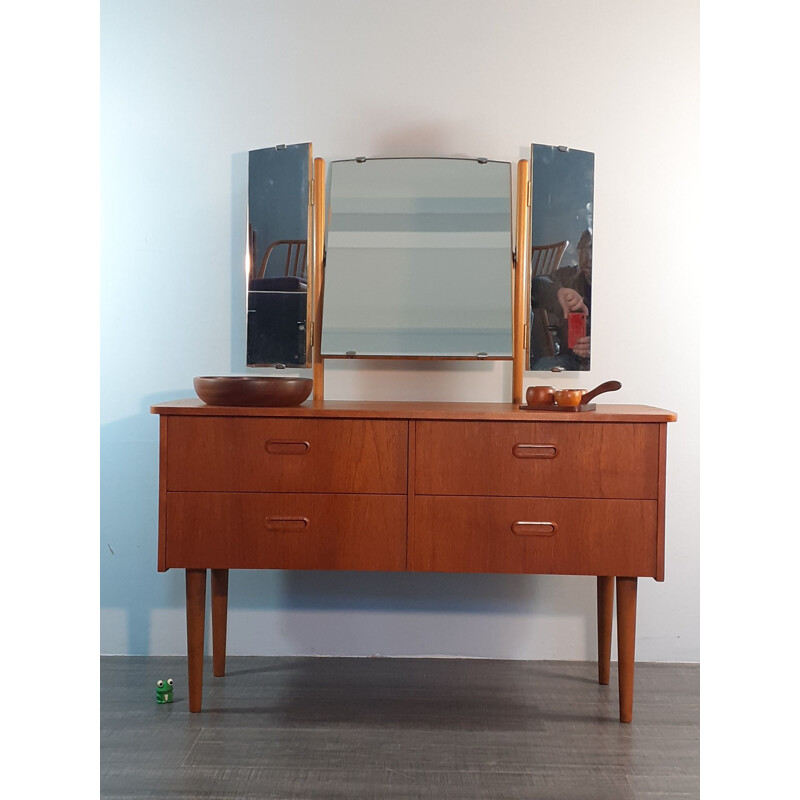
left=150, top=399, right=676, bottom=423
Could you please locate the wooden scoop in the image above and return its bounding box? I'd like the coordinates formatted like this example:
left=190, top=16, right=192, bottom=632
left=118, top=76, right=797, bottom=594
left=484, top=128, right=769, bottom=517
left=580, top=380, right=622, bottom=405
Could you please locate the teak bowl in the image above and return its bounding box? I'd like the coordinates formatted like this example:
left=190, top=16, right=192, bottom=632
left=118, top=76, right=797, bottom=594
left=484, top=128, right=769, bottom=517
left=526, top=385, right=556, bottom=406
left=193, top=376, right=313, bottom=407
left=554, top=388, right=586, bottom=407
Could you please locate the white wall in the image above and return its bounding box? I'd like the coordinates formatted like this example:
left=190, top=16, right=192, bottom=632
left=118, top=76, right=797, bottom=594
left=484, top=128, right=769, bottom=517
left=100, top=0, right=700, bottom=661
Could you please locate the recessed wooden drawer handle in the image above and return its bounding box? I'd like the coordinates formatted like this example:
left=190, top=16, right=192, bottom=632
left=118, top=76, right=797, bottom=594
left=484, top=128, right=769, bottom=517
left=512, top=443, right=557, bottom=459
left=511, top=521, right=558, bottom=536
left=265, top=516, right=309, bottom=531
left=265, top=439, right=310, bottom=455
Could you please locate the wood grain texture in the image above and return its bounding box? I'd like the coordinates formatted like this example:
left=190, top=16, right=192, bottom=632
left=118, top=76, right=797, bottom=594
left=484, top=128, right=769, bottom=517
left=597, top=576, right=614, bottom=685
left=656, top=422, right=668, bottom=581
left=152, top=399, right=677, bottom=423
left=312, top=156, right=326, bottom=399
left=303, top=145, right=314, bottom=368
left=151, top=402, right=675, bottom=722
left=513, top=159, right=530, bottom=405
left=210, top=569, right=228, bottom=677
left=406, top=420, right=417, bottom=570
left=412, top=497, right=658, bottom=576
left=165, top=417, right=408, bottom=494
left=185, top=569, right=206, bottom=713
left=617, top=576, right=638, bottom=723
left=415, top=421, right=660, bottom=499
left=157, top=417, right=168, bottom=572
left=166, top=492, right=407, bottom=571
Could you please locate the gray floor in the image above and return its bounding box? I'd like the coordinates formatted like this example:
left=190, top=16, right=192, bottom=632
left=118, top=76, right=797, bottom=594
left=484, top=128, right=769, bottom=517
left=101, top=656, right=699, bottom=799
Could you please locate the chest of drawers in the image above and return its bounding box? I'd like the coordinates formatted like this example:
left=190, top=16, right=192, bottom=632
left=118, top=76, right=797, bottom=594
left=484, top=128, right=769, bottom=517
left=152, top=399, right=675, bottom=721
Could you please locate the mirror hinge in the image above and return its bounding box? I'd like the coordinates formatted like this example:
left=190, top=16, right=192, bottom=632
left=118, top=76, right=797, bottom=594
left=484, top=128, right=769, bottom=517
left=309, top=178, right=315, bottom=205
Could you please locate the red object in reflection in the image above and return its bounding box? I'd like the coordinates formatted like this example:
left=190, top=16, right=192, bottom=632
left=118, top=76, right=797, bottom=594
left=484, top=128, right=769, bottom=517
left=567, top=313, right=586, bottom=349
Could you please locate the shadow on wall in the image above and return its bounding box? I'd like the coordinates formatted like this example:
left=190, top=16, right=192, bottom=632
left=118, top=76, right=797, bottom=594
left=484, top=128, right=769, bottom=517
left=372, top=121, right=471, bottom=158
left=100, top=391, right=194, bottom=654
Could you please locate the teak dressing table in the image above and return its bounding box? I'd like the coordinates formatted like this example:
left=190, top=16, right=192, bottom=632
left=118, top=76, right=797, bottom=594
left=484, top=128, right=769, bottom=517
left=151, top=399, right=676, bottom=721
left=153, top=156, right=676, bottom=721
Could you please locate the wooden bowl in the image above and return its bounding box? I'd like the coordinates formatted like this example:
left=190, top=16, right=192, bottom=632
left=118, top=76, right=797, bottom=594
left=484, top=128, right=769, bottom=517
left=554, top=388, right=585, bottom=407
left=193, top=376, right=313, bottom=407
left=526, top=385, right=556, bottom=406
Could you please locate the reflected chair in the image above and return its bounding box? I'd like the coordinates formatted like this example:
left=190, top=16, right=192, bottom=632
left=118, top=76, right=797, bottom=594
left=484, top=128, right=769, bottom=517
left=531, top=305, right=556, bottom=361
left=259, top=239, right=308, bottom=280
left=531, top=240, right=567, bottom=278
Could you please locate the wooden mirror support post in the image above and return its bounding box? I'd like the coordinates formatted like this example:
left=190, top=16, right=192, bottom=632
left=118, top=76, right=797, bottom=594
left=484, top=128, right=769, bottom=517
left=312, top=157, right=326, bottom=400
left=512, top=159, right=530, bottom=404
left=303, top=144, right=315, bottom=369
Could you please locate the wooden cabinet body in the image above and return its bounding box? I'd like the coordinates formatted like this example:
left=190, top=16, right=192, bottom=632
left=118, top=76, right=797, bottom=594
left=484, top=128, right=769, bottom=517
left=152, top=400, right=675, bottom=720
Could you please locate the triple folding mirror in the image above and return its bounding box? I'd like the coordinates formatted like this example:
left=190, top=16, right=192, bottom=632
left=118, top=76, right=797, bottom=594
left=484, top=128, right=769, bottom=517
left=245, top=143, right=594, bottom=377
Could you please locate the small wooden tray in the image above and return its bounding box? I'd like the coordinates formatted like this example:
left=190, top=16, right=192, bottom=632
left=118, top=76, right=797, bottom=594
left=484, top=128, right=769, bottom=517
left=518, top=403, right=597, bottom=412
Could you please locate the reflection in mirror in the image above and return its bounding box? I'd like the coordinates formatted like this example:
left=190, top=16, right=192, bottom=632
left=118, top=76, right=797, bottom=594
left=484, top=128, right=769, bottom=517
left=321, top=158, right=513, bottom=358
left=246, top=143, right=312, bottom=367
left=529, top=144, right=594, bottom=371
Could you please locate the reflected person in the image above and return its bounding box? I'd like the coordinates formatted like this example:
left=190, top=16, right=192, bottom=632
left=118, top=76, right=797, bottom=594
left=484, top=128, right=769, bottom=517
left=531, top=229, right=592, bottom=370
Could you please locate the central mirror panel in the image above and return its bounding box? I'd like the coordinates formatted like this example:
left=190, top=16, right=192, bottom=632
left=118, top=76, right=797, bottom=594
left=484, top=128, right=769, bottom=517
left=321, top=158, right=513, bottom=359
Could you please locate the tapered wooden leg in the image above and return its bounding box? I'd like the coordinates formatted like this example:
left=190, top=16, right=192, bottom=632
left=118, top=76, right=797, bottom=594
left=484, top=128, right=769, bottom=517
left=597, top=576, right=614, bottom=685
left=211, top=569, right=229, bottom=678
left=616, top=576, right=638, bottom=723
left=185, top=568, right=207, bottom=712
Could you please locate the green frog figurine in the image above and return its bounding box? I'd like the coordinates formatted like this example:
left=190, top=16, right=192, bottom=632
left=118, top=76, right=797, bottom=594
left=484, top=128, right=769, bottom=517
left=155, top=678, right=174, bottom=704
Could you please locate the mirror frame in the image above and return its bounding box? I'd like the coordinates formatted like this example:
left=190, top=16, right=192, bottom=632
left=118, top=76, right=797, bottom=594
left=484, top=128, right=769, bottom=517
left=318, top=156, right=514, bottom=362
left=512, top=159, right=530, bottom=404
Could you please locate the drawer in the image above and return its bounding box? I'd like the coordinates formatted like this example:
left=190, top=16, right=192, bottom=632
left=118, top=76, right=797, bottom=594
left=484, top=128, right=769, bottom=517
left=166, top=417, right=407, bottom=493
left=414, top=421, right=659, bottom=499
left=411, top=496, right=658, bottom=577
left=165, top=492, right=407, bottom=570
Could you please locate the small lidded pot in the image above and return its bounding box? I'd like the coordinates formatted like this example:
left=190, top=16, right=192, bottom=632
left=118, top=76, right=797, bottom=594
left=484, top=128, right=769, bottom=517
left=526, top=385, right=556, bottom=406
left=554, top=388, right=585, bottom=407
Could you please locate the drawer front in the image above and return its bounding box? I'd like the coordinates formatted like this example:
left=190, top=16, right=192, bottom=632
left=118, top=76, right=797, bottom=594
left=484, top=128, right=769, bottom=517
left=165, top=492, right=407, bottom=570
left=414, top=421, right=659, bottom=499
left=411, top=496, right=658, bottom=577
left=166, top=417, right=407, bottom=493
